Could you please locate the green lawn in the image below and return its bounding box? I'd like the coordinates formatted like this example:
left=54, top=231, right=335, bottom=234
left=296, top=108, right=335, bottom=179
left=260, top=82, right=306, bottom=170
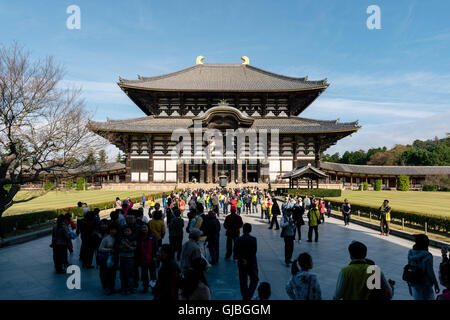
left=4, top=190, right=157, bottom=216
left=330, top=190, right=450, bottom=217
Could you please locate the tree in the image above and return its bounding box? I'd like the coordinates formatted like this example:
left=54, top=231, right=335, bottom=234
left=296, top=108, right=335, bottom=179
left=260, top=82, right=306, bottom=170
left=98, top=149, right=107, bottom=164
left=0, top=43, right=102, bottom=218
left=84, top=148, right=97, bottom=166
left=115, top=152, right=123, bottom=163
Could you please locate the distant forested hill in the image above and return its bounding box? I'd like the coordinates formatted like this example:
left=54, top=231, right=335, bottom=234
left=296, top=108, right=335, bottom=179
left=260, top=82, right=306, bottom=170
left=322, top=134, right=450, bottom=166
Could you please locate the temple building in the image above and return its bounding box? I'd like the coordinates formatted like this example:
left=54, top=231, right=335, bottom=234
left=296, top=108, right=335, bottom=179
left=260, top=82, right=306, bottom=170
left=88, top=57, right=360, bottom=185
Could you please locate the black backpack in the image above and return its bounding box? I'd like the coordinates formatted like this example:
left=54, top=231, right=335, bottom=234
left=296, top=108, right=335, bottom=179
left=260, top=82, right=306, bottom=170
left=402, top=264, right=423, bottom=284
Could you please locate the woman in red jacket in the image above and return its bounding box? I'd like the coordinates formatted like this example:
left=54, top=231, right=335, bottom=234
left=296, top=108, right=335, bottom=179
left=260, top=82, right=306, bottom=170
left=138, top=224, right=158, bottom=293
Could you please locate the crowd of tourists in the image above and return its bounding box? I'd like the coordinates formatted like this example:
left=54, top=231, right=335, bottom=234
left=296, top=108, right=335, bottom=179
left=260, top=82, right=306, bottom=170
left=49, top=187, right=450, bottom=301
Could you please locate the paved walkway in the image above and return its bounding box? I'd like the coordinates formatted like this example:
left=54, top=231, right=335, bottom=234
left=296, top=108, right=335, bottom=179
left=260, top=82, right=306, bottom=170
left=0, top=206, right=444, bottom=300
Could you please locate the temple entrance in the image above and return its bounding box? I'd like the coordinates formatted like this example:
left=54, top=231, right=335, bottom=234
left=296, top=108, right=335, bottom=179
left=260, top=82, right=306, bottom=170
left=247, top=172, right=258, bottom=183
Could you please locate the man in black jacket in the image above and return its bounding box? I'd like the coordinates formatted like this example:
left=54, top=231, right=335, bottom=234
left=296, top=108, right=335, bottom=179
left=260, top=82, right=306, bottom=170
left=269, top=199, right=280, bottom=230
left=204, top=211, right=221, bottom=265
left=234, top=223, right=259, bottom=300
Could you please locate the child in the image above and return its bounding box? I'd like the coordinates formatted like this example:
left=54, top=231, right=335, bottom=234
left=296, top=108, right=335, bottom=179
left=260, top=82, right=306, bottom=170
left=138, top=225, right=158, bottom=293
left=286, top=252, right=322, bottom=300
left=98, top=224, right=119, bottom=295
left=119, top=226, right=137, bottom=295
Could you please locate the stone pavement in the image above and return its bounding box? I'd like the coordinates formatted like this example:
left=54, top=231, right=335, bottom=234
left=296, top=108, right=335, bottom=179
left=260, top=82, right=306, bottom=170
left=0, top=205, right=444, bottom=300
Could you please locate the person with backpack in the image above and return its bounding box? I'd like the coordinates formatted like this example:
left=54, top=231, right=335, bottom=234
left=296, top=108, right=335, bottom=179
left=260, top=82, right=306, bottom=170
left=224, top=207, right=243, bottom=260
left=190, top=203, right=208, bottom=259
left=286, top=252, right=322, bottom=300
left=280, top=208, right=296, bottom=265
left=404, top=234, right=440, bottom=300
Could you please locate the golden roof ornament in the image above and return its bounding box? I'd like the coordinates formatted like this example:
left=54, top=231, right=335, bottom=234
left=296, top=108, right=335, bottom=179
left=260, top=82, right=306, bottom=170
left=241, top=56, right=249, bottom=65
left=196, top=56, right=205, bottom=64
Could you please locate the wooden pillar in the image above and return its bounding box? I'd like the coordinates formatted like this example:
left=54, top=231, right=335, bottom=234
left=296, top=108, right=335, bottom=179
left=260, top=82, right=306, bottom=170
left=125, top=153, right=131, bottom=183
left=107, top=174, right=110, bottom=184
left=206, top=162, right=212, bottom=183
left=214, top=162, right=219, bottom=183
left=395, top=177, right=398, bottom=189
left=410, top=176, right=413, bottom=187
left=237, top=160, right=243, bottom=183
left=350, top=175, right=353, bottom=188
left=184, top=163, right=190, bottom=183
left=200, top=164, right=205, bottom=183
left=148, top=136, right=153, bottom=183
left=365, top=176, right=368, bottom=183
left=177, top=161, right=184, bottom=183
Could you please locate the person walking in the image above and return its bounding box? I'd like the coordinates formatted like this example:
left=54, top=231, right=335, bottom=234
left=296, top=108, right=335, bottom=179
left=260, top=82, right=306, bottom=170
left=269, top=199, right=280, bottom=230
left=292, top=198, right=305, bottom=243
left=307, top=203, right=321, bottom=242
left=319, top=198, right=326, bottom=223
left=234, top=223, right=259, bottom=300
left=280, top=209, right=296, bottom=265
left=405, top=234, right=440, bottom=300
left=379, top=200, right=391, bottom=236
left=286, top=252, right=322, bottom=300
left=51, top=215, right=70, bottom=274
left=341, top=199, right=351, bottom=226
left=224, top=207, right=243, bottom=260
left=326, top=201, right=332, bottom=218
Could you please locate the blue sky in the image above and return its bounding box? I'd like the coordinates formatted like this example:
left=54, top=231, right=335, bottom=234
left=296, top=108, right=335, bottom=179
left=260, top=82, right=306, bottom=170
left=1, top=0, right=449, bottom=158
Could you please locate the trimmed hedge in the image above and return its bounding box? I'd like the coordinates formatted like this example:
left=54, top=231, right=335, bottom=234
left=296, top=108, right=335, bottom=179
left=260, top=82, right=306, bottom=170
left=326, top=199, right=450, bottom=233
left=1, top=189, right=182, bottom=235
left=397, top=175, right=410, bottom=191
left=285, top=188, right=341, bottom=198
left=362, top=182, right=369, bottom=191
left=373, top=179, right=382, bottom=191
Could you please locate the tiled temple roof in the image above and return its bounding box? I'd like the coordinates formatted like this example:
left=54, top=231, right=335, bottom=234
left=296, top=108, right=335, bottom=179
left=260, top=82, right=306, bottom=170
left=320, top=162, right=450, bottom=176
left=118, top=63, right=328, bottom=92
left=88, top=115, right=359, bottom=134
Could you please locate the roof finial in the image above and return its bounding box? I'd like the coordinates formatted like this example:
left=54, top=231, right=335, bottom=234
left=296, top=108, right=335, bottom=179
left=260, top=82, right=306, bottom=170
left=241, top=56, right=249, bottom=65
left=196, top=56, right=205, bottom=65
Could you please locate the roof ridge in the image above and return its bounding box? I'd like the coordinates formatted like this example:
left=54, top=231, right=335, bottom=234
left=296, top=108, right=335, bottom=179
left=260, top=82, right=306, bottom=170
left=246, top=65, right=327, bottom=85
